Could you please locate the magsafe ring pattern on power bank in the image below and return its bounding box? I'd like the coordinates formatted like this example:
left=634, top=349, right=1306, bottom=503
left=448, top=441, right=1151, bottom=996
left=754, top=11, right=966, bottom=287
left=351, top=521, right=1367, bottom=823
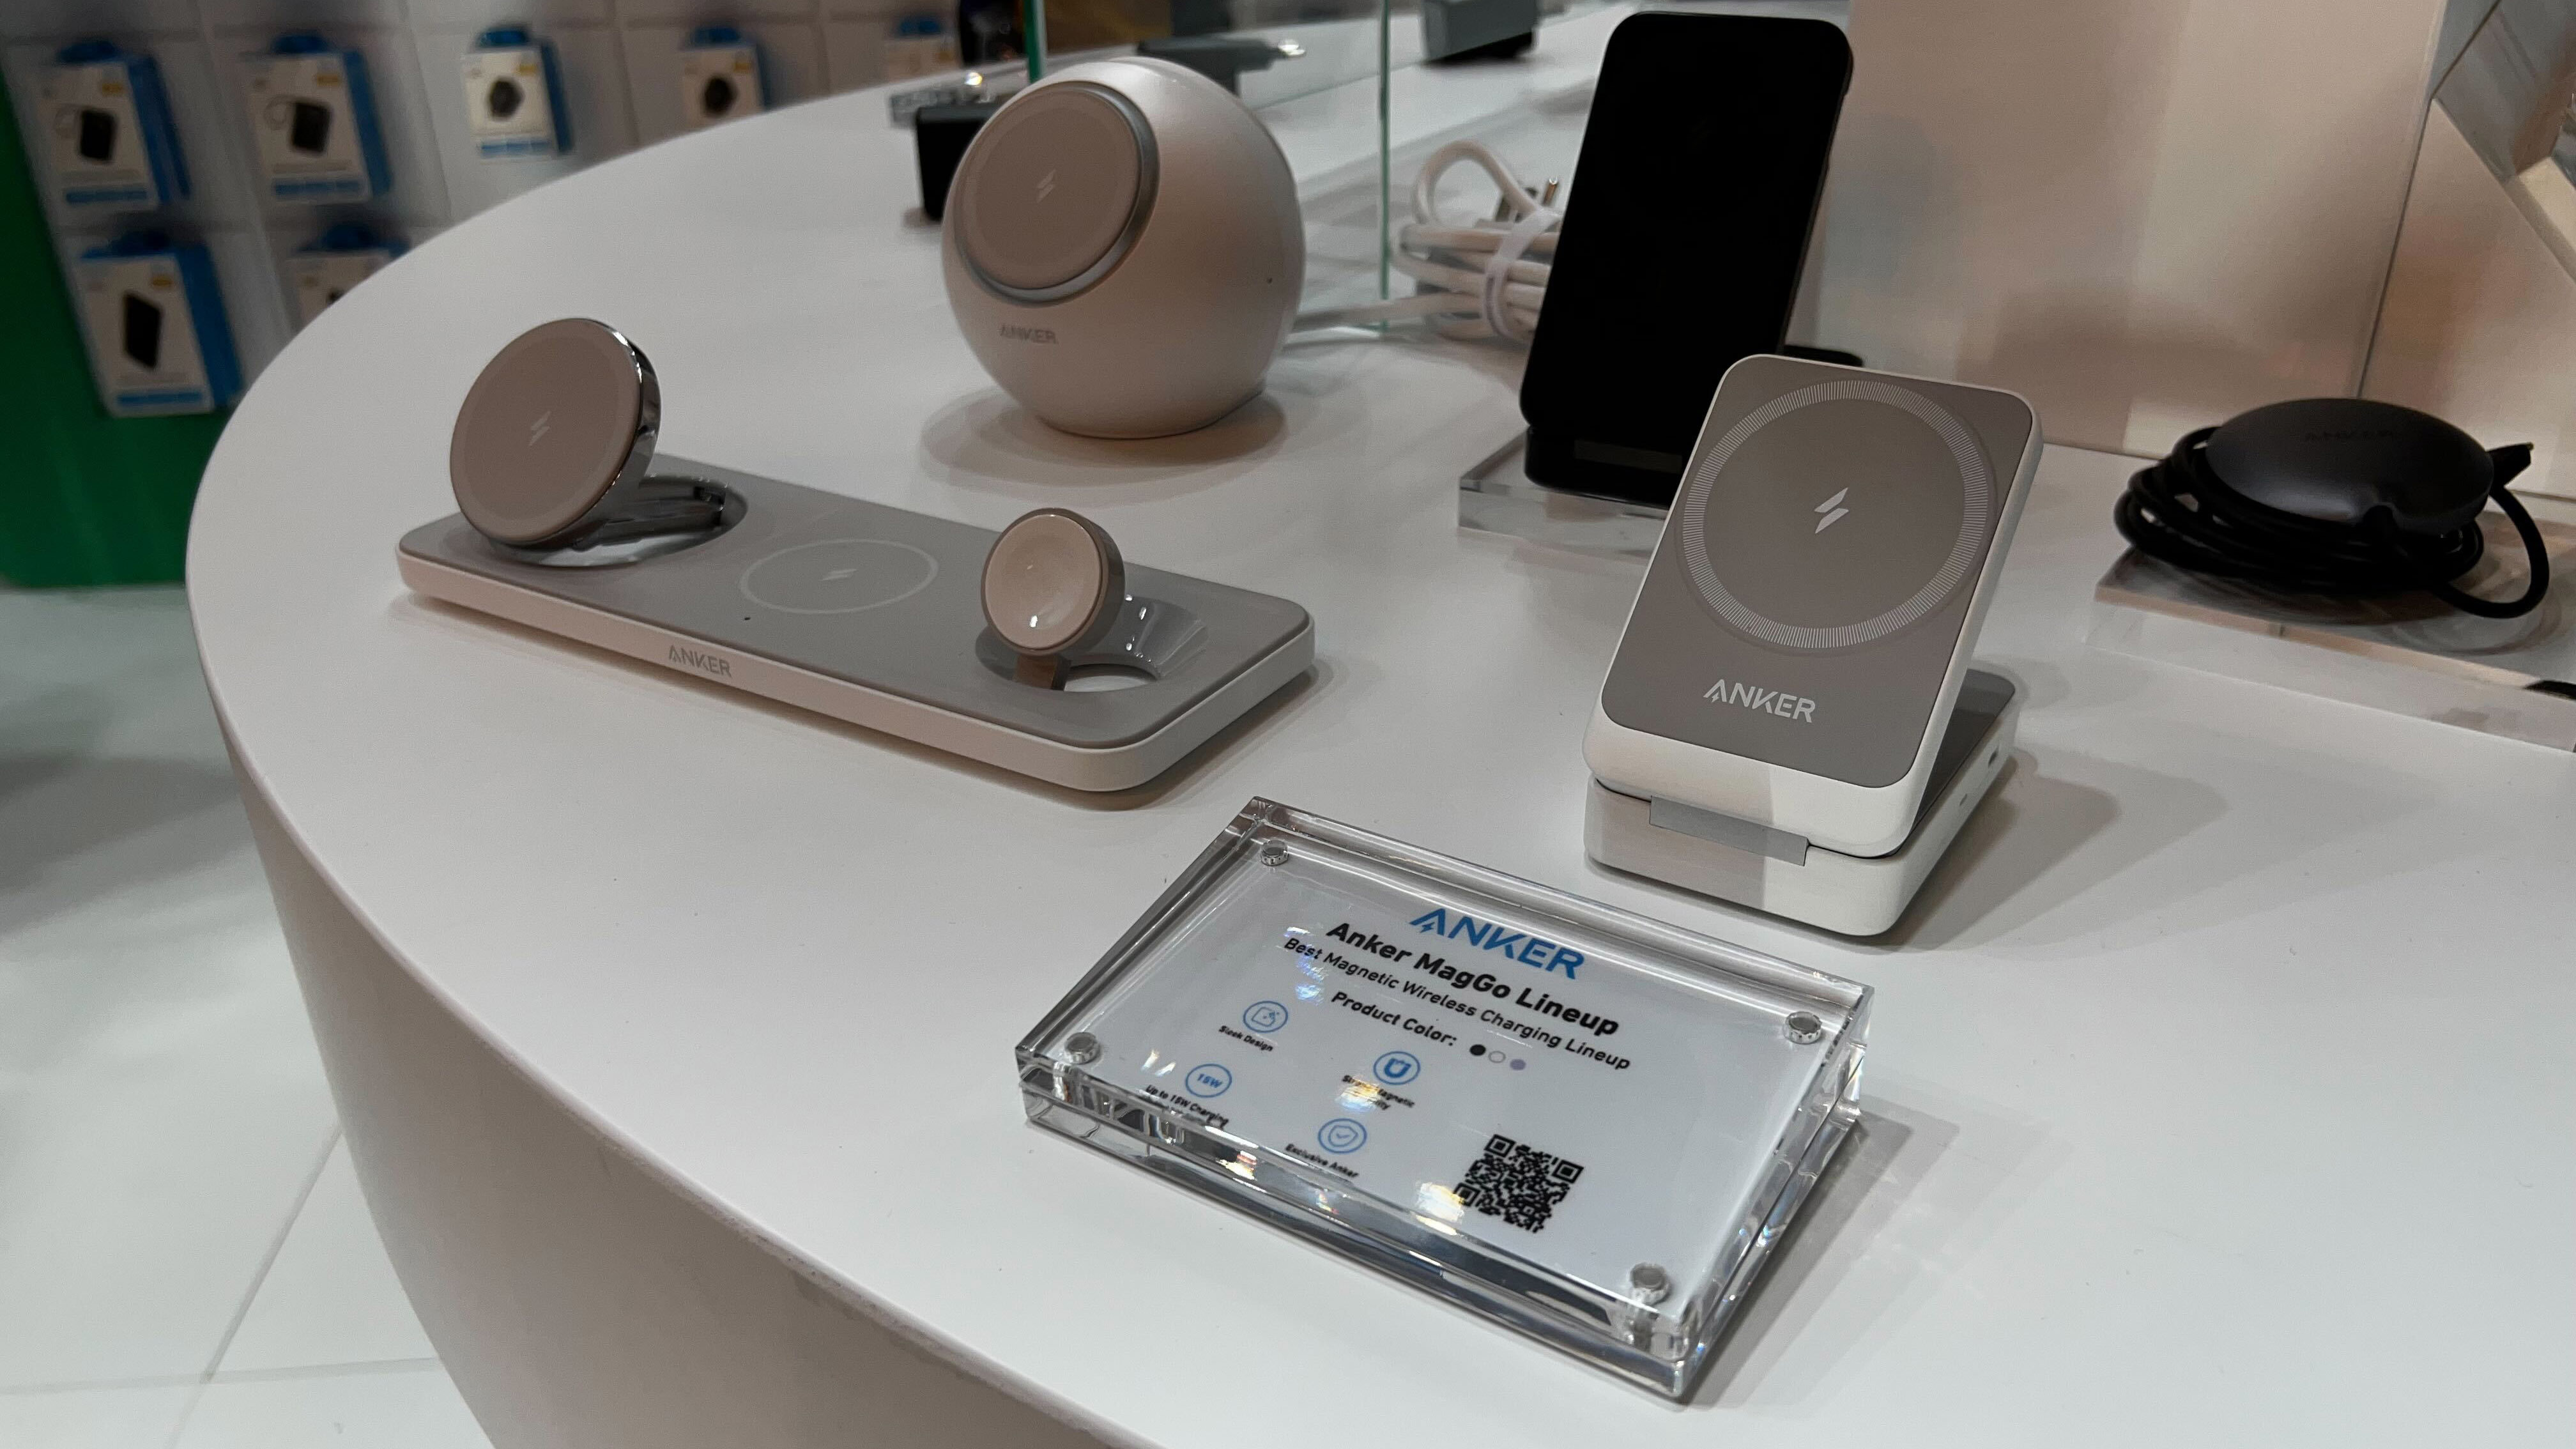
left=1676, top=379, right=1994, bottom=653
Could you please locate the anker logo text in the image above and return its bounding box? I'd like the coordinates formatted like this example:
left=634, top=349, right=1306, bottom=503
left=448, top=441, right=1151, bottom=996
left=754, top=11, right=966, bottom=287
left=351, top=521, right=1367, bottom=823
left=669, top=645, right=732, bottom=678
left=1706, top=678, right=1815, bottom=721
left=1000, top=325, right=1057, bottom=343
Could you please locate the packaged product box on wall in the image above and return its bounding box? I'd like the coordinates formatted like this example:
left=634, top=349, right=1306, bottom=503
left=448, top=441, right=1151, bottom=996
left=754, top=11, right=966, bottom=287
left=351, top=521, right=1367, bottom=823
left=287, top=222, right=406, bottom=327
left=679, top=26, right=765, bottom=130
left=463, top=27, right=571, bottom=159
left=0, top=86, right=221, bottom=586
left=37, top=38, right=190, bottom=210
left=241, top=31, right=394, bottom=203
left=73, top=231, right=243, bottom=417
left=886, top=15, right=961, bottom=80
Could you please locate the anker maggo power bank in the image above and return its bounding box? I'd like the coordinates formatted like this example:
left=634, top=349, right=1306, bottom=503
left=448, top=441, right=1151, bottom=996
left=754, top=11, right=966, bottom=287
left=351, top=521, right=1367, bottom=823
left=1584, top=354, right=2041, bottom=859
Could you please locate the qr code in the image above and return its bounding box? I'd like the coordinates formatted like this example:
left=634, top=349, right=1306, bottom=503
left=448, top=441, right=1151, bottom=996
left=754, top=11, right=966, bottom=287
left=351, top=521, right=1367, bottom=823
left=1455, top=1133, right=1586, bottom=1232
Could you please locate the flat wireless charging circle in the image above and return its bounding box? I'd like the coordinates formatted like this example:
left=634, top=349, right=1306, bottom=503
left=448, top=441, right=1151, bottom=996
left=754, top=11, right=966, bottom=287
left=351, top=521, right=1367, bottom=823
left=951, top=83, right=1156, bottom=303
left=740, top=539, right=939, bottom=615
left=1678, top=381, right=1992, bottom=652
left=450, top=319, right=655, bottom=548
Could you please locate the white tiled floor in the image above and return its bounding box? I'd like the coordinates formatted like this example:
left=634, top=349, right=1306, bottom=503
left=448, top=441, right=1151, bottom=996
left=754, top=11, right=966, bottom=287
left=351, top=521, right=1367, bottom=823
left=0, top=586, right=493, bottom=1449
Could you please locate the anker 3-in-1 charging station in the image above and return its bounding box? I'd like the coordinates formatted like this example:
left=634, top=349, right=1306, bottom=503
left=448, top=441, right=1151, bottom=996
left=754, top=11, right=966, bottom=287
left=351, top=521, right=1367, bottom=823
left=398, top=319, right=1313, bottom=792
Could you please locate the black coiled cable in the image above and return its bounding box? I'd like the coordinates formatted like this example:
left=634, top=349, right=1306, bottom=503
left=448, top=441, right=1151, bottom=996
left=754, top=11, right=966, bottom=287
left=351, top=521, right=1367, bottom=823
left=2113, top=429, right=2550, bottom=619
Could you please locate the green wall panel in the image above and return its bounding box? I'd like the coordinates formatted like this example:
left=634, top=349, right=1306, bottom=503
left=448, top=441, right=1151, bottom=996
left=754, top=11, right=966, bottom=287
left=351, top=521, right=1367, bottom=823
left=0, top=70, right=227, bottom=588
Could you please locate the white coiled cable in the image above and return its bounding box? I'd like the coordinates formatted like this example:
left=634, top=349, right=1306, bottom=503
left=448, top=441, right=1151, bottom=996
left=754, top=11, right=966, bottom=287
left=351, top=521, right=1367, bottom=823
left=1292, top=141, right=1558, bottom=341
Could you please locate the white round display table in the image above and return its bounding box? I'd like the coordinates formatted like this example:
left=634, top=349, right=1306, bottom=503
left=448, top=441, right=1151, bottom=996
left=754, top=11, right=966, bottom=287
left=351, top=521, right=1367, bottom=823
left=189, top=40, right=2573, bottom=1449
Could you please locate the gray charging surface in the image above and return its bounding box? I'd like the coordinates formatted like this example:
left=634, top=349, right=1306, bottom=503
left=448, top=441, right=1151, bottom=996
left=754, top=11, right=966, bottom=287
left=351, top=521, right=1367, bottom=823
left=1601, top=356, right=2037, bottom=789
left=397, top=459, right=1312, bottom=770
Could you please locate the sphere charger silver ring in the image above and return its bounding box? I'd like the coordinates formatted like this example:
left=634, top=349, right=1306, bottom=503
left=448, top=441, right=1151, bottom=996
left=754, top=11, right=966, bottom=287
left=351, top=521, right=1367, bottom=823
left=981, top=509, right=1126, bottom=688
left=950, top=82, right=1161, bottom=309
left=448, top=318, right=732, bottom=558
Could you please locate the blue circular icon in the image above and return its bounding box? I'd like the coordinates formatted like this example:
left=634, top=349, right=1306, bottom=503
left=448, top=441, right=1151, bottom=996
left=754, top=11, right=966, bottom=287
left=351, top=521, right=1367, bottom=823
left=1317, top=1118, right=1368, bottom=1154
left=1372, top=1050, right=1422, bottom=1086
left=1242, top=1000, right=1289, bottom=1034
left=1184, top=1062, right=1232, bottom=1098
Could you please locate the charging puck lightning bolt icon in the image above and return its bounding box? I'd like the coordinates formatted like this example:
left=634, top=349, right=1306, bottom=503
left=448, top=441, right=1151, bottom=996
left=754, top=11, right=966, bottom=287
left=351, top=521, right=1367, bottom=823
left=526, top=410, right=551, bottom=446
left=1036, top=169, right=1056, bottom=203
left=1813, top=487, right=1850, bottom=533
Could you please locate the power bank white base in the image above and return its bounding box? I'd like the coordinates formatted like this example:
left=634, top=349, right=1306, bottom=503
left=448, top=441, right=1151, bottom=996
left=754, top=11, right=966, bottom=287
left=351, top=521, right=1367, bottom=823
left=1586, top=670, right=2019, bottom=936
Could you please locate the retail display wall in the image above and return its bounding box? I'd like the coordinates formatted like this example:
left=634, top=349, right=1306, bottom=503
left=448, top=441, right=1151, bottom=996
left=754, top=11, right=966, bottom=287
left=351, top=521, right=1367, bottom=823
left=0, top=0, right=967, bottom=402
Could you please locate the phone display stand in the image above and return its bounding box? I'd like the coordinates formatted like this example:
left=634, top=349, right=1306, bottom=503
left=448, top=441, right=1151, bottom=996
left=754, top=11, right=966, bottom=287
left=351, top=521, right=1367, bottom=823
left=1457, top=428, right=1667, bottom=562
left=398, top=459, right=1314, bottom=792
left=2090, top=520, right=2576, bottom=752
left=1587, top=668, right=2018, bottom=937
left=1460, top=347, right=1874, bottom=564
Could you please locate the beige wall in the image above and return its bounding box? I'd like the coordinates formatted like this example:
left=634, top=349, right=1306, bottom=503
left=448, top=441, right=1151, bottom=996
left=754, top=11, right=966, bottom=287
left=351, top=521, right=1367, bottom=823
left=2365, top=105, right=2576, bottom=499
left=1804, top=0, right=2448, bottom=457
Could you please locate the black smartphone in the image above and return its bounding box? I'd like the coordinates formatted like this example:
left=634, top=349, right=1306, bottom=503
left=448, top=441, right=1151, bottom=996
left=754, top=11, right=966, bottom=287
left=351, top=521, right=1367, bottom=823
left=1519, top=12, right=1851, bottom=506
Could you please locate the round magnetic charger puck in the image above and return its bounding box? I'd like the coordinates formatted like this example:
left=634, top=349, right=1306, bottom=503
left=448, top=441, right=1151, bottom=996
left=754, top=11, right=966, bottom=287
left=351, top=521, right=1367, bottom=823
left=449, top=318, right=658, bottom=549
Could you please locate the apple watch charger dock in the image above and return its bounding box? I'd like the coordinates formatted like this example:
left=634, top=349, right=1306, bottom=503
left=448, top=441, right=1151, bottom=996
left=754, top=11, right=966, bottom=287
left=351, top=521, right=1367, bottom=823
left=1587, top=668, right=2018, bottom=936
